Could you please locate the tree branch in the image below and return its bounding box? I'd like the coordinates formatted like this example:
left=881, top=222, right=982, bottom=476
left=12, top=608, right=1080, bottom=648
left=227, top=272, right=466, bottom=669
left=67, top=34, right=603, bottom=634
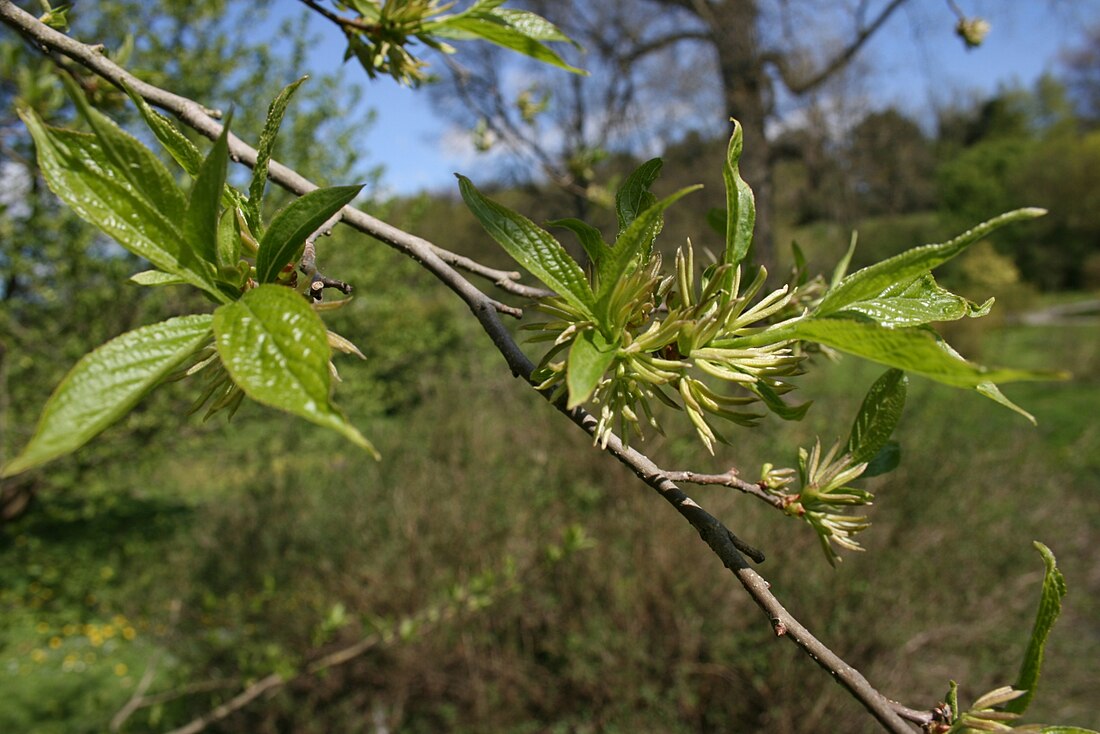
left=763, top=0, right=910, bottom=94
left=0, top=3, right=919, bottom=730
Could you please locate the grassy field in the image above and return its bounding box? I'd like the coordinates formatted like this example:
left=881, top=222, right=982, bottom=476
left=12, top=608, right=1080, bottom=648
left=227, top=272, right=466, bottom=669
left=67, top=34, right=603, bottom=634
left=2, top=288, right=1097, bottom=732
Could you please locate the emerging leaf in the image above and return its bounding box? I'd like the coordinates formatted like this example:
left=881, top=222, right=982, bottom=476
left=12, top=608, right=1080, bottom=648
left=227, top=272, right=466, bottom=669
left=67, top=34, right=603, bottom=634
left=183, top=119, right=231, bottom=270
left=254, top=185, right=363, bottom=284
left=213, top=285, right=377, bottom=457
left=122, top=81, right=203, bottom=177
left=458, top=174, right=595, bottom=315
left=245, top=76, right=308, bottom=234
left=846, top=368, right=907, bottom=465
left=566, top=329, right=619, bottom=409
left=1005, top=542, right=1068, bottom=715
left=615, top=158, right=662, bottom=238
left=722, top=120, right=756, bottom=272
left=2, top=315, right=214, bottom=478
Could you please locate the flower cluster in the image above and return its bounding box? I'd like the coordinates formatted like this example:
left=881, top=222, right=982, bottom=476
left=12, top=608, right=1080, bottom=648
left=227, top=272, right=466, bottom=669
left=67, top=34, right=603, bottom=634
left=527, top=241, right=808, bottom=450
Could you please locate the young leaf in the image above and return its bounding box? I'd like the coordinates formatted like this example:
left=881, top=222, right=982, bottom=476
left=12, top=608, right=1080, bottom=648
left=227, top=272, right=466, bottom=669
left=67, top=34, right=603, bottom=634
left=458, top=174, right=595, bottom=315
left=254, top=184, right=363, bottom=284
left=429, top=8, right=585, bottom=75
left=615, top=158, right=662, bottom=237
left=245, top=76, right=307, bottom=234
left=183, top=119, right=231, bottom=270
left=121, top=81, right=203, bottom=177
left=213, top=285, right=377, bottom=457
left=130, top=270, right=187, bottom=287
left=216, top=207, right=243, bottom=271
left=1, top=315, right=214, bottom=478
left=861, top=441, right=900, bottom=478
left=547, top=218, right=609, bottom=268
left=722, top=120, right=756, bottom=271
left=835, top=274, right=990, bottom=328
left=1004, top=542, right=1068, bottom=715
left=60, top=75, right=186, bottom=222
left=597, top=185, right=701, bottom=305
left=846, top=368, right=907, bottom=465
left=758, top=317, right=1067, bottom=392
left=817, top=208, right=1046, bottom=316
left=18, top=108, right=226, bottom=301
left=566, top=329, right=618, bottom=409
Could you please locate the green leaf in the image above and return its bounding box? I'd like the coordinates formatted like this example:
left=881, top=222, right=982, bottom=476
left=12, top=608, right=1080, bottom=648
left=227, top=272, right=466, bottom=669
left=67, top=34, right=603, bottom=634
left=1004, top=542, right=1068, bottom=715
left=1, top=315, right=213, bottom=478
left=121, top=82, right=203, bottom=177
left=547, top=218, right=609, bottom=267
left=846, top=368, right=907, bottom=465
left=254, top=185, right=363, bottom=284
left=490, top=7, right=574, bottom=42
left=766, top=317, right=1066, bottom=390
left=60, top=75, right=186, bottom=222
left=213, top=285, right=377, bottom=457
left=566, top=329, right=618, bottom=409
left=836, top=274, right=990, bottom=328
left=1039, top=728, right=1100, bottom=733
left=597, top=185, right=701, bottom=310
left=246, top=77, right=307, bottom=234
left=18, top=108, right=226, bottom=301
left=216, top=207, right=243, bottom=271
left=615, top=158, right=662, bottom=237
left=183, top=120, right=230, bottom=270
left=458, top=174, right=595, bottom=314
left=748, top=379, right=811, bottom=421
left=861, top=441, right=900, bottom=478
left=429, top=8, right=585, bottom=75
left=722, top=120, right=756, bottom=271
left=818, top=208, right=1046, bottom=316
left=130, top=270, right=187, bottom=287
left=976, top=381, right=1037, bottom=426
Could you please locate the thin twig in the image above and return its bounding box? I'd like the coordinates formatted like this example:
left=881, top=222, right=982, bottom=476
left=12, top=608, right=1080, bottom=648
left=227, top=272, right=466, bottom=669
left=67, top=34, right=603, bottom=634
left=296, top=0, right=378, bottom=33
left=662, top=469, right=787, bottom=510
left=0, top=4, right=919, bottom=731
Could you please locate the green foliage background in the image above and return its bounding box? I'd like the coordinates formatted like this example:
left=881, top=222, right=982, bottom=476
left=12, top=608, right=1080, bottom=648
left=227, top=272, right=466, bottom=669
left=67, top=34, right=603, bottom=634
left=1, top=2, right=1098, bottom=733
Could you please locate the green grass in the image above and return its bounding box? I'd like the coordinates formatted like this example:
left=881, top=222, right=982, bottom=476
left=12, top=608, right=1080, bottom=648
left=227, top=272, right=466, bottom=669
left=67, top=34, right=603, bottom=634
left=2, top=298, right=1097, bottom=733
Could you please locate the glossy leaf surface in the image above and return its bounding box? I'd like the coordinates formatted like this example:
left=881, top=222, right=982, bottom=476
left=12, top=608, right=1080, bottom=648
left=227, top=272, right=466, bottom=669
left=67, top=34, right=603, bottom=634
left=213, top=285, right=377, bottom=457
left=2, top=315, right=214, bottom=478
left=254, top=185, right=362, bottom=283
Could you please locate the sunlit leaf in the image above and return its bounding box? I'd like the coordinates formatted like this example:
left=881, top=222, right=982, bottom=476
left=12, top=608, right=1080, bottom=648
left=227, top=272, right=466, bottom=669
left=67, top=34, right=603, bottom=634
left=430, top=7, right=585, bottom=75
left=212, top=285, right=377, bottom=457
left=458, top=174, right=595, bottom=315
left=1, top=315, right=214, bottom=478
left=245, top=76, right=307, bottom=234
left=130, top=270, right=187, bottom=286
left=746, top=317, right=1067, bottom=399
left=18, top=108, right=225, bottom=301
left=254, top=185, right=362, bottom=283
left=818, top=208, right=1046, bottom=316
left=121, top=81, right=203, bottom=177
left=596, top=185, right=701, bottom=314
left=722, top=119, right=756, bottom=271
left=566, top=329, right=618, bottom=408
left=836, top=274, right=990, bottom=328
left=183, top=120, right=230, bottom=269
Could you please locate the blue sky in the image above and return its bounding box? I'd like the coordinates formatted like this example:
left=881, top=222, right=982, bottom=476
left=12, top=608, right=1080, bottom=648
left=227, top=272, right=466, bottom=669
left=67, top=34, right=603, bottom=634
left=275, top=1, right=1100, bottom=196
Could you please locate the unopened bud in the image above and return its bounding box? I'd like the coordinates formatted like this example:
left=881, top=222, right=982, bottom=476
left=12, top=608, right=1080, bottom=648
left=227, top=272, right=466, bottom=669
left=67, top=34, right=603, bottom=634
left=956, top=17, right=990, bottom=48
